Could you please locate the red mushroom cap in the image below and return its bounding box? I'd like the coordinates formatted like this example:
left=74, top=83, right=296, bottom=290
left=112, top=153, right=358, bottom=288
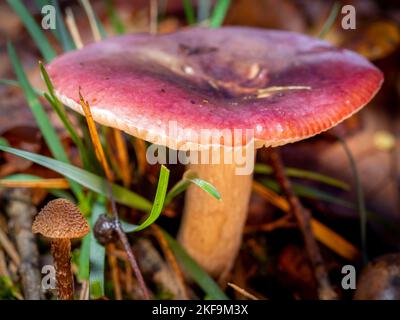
left=48, top=27, right=383, bottom=149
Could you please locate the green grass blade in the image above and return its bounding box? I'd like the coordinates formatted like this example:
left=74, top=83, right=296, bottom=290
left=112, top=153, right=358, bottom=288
left=51, top=0, right=76, bottom=51
left=89, top=200, right=107, bottom=298
left=7, top=0, right=56, bottom=62
left=122, top=166, right=169, bottom=232
left=336, top=135, right=368, bottom=263
left=128, top=166, right=169, bottom=232
left=0, top=145, right=152, bottom=212
left=105, top=0, right=125, bottom=34
left=80, top=0, right=107, bottom=39
left=254, top=163, right=349, bottom=190
left=78, top=233, right=90, bottom=280
left=0, top=138, right=9, bottom=147
left=182, top=0, right=196, bottom=25
left=0, top=79, right=44, bottom=95
left=162, top=229, right=228, bottom=300
left=318, top=2, right=340, bottom=39
left=7, top=43, right=84, bottom=201
left=165, top=171, right=221, bottom=206
left=39, top=63, right=91, bottom=169
left=198, top=0, right=212, bottom=22
left=209, top=0, right=231, bottom=28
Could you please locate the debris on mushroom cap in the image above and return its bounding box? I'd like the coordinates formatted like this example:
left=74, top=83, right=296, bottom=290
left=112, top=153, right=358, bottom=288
left=48, top=27, right=383, bottom=149
left=32, top=199, right=89, bottom=239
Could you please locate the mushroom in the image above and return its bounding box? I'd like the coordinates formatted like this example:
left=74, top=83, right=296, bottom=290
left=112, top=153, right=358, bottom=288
left=46, top=27, right=383, bottom=276
left=32, top=198, right=89, bottom=300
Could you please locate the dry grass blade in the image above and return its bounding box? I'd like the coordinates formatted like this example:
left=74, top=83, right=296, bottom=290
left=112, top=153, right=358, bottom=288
left=65, top=8, right=84, bottom=49
left=252, top=181, right=360, bottom=261
left=244, top=214, right=293, bottom=233
left=113, top=129, right=131, bottom=187
left=257, top=86, right=311, bottom=98
left=107, top=243, right=122, bottom=300
left=79, top=279, right=89, bottom=300
left=227, top=282, right=260, bottom=300
left=79, top=92, right=113, bottom=181
left=151, top=224, right=188, bottom=299
left=132, top=138, right=147, bottom=176
left=0, top=178, right=69, bottom=189
left=150, top=0, right=158, bottom=34
left=80, top=0, right=102, bottom=41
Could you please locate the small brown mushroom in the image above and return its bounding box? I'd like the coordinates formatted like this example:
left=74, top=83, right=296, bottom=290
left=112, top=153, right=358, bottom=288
left=32, top=199, right=89, bottom=300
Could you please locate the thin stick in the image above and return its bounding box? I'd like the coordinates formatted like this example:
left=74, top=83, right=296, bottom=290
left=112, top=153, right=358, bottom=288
left=114, top=228, right=150, bottom=299
left=227, top=282, right=259, bottom=300
left=152, top=224, right=189, bottom=299
left=268, top=149, right=337, bottom=300
left=107, top=183, right=150, bottom=300
left=0, top=249, right=9, bottom=277
left=0, top=227, right=20, bottom=266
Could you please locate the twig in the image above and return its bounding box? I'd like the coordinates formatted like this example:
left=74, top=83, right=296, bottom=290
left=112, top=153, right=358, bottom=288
left=151, top=224, right=189, bottom=299
left=0, top=249, right=9, bottom=277
left=106, top=178, right=149, bottom=299
left=0, top=227, right=20, bottom=266
left=108, top=185, right=149, bottom=300
left=114, top=227, right=150, bottom=299
left=268, top=149, right=337, bottom=300
left=5, top=189, right=42, bottom=300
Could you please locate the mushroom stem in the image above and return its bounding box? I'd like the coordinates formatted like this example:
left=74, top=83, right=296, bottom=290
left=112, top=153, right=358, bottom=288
left=51, top=239, right=74, bottom=300
left=178, top=147, right=254, bottom=277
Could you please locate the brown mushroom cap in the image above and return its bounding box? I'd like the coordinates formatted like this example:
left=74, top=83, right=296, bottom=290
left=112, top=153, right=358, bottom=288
left=32, top=199, right=90, bottom=239
left=48, top=27, right=383, bottom=149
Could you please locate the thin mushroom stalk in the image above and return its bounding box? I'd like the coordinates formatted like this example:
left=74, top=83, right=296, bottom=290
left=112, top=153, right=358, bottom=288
left=51, top=239, right=74, bottom=300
